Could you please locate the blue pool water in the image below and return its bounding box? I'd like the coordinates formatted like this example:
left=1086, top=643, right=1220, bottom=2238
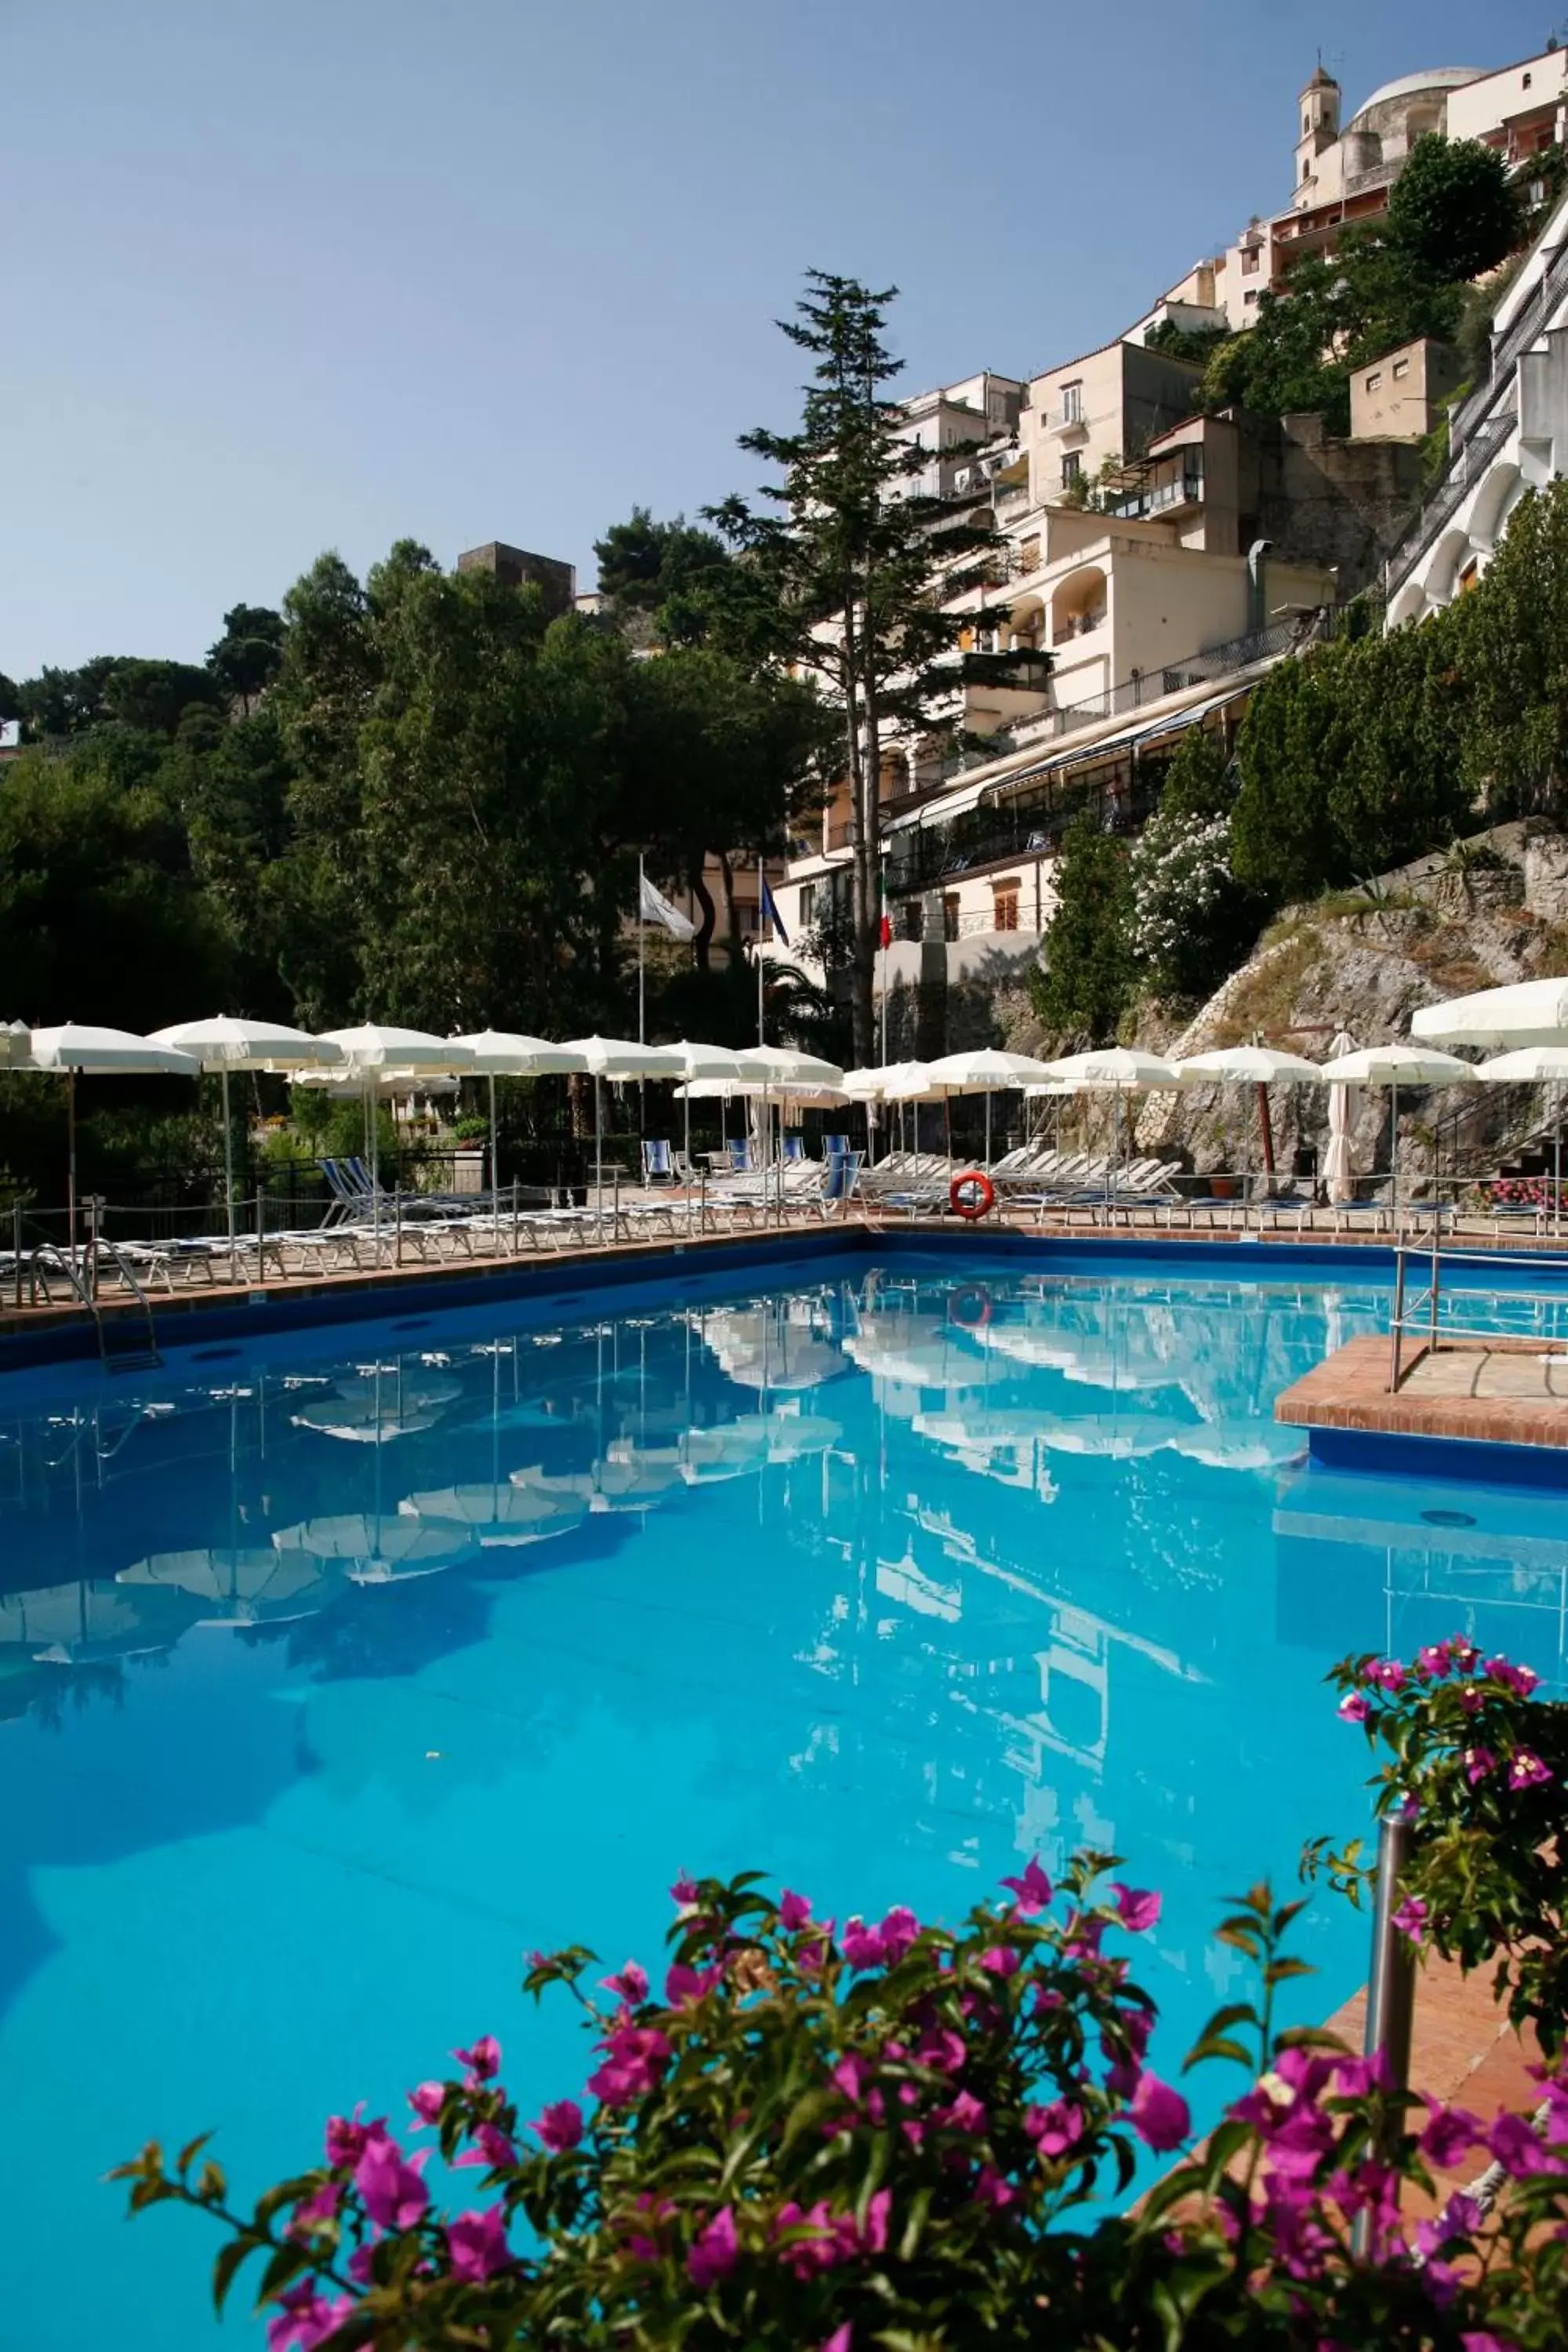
left=2, top=1249, right=1566, bottom=2349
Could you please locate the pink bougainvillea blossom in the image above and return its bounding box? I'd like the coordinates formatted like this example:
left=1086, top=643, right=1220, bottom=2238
left=324, top=2105, right=379, bottom=2169
left=935, top=2089, right=988, bottom=2134
left=267, top=2281, right=350, bottom=2352
left=407, top=2081, right=445, bottom=2126
left=1000, top=1857, right=1054, bottom=1915
left=529, top=2098, right=584, bottom=2153
left=354, top=2136, right=430, bottom=2233
left=840, top=1919, right=887, bottom=1970
left=688, top=2205, right=739, bottom=2290
left=453, top=2123, right=519, bottom=2171
left=1025, top=2099, right=1085, bottom=2158
left=979, top=1944, right=1021, bottom=1977
left=587, top=2025, right=671, bottom=2107
left=602, top=1961, right=649, bottom=2007
left=779, top=1889, right=813, bottom=1931
left=453, top=2035, right=501, bottom=2084
left=1508, top=1749, right=1552, bottom=1790
left=447, top=2205, right=512, bottom=2281
left=1392, top=1896, right=1428, bottom=1944
left=1111, top=1885, right=1162, bottom=1934
left=879, top=1905, right=920, bottom=1961
left=1464, top=1747, right=1497, bottom=1785
left=1130, top=2071, right=1190, bottom=2153
left=665, top=1960, right=723, bottom=2005
left=1420, top=2103, right=1484, bottom=2170
left=1338, top=1691, right=1370, bottom=1723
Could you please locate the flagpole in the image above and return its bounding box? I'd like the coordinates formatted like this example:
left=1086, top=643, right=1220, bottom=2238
left=757, top=851, right=765, bottom=1047
left=637, top=855, right=646, bottom=1045
left=878, top=842, right=889, bottom=1067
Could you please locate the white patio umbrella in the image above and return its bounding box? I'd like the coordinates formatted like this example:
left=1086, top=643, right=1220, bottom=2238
left=397, top=1484, right=590, bottom=1545
left=271, top=1514, right=463, bottom=1583
left=1323, top=1029, right=1360, bottom=1207
left=561, top=1036, right=688, bottom=1239
left=0, top=1022, right=31, bottom=1067
left=1412, top=978, right=1568, bottom=1051
left=1317, top=1044, right=1476, bottom=1223
left=1173, top=1045, right=1323, bottom=1226
left=924, top=1048, right=1057, bottom=1168
left=448, top=1032, right=589, bottom=1200
left=317, top=1025, right=474, bottom=1232
left=1475, top=1045, right=1568, bottom=1236
left=1044, top=1047, right=1182, bottom=1207
left=150, top=1016, right=344, bottom=1276
left=24, top=1022, right=201, bottom=1250
left=659, top=1041, right=755, bottom=1226
left=733, top=1044, right=845, bottom=1222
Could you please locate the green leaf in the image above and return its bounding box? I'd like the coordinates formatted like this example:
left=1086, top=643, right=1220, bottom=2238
left=1182, top=2034, right=1254, bottom=2072
left=175, top=2131, right=214, bottom=2176
left=212, top=2234, right=261, bottom=2316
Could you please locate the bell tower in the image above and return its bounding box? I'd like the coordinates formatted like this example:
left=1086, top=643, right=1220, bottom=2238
left=1295, top=62, right=1341, bottom=197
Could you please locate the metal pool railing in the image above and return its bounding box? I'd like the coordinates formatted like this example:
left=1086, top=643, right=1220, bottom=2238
left=1388, top=1238, right=1568, bottom=1391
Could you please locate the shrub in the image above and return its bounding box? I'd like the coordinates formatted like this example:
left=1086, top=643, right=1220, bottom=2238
left=116, top=1642, right=1568, bottom=2350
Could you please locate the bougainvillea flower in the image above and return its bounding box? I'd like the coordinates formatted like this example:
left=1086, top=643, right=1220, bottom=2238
left=289, top=2180, right=342, bottom=2234
left=1000, top=1858, right=1053, bottom=1915
left=1420, top=2103, right=1484, bottom=2169
left=1415, top=1643, right=1453, bottom=1679
left=1337, top=1692, right=1370, bottom=1723
left=267, top=2281, right=347, bottom=2352
left=665, top=1961, right=723, bottom=2005
left=841, top=1919, right=887, bottom=1970
left=1368, top=1660, right=1405, bottom=1693
left=688, top=2205, right=739, bottom=2289
left=354, top=2136, right=430, bottom=2232
left=822, top=2328, right=852, bottom=2352
left=916, top=2028, right=967, bottom=2074
left=1111, top=1885, right=1162, bottom=1933
left=407, top=2082, right=445, bottom=2126
left=879, top=1906, right=920, bottom=1960
left=1334, top=2050, right=1392, bottom=2099
left=587, top=2026, right=672, bottom=2107
left=447, top=2205, right=512, bottom=2281
left=453, top=2036, right=501, bottom=2084
left=1464, top=1748, right=1497, bottom=1784
left=1489, top=2112, right=1562, bottom=2176
left=936, top=2089, right=988, bottom=2134
left=1025, top=2099, right=1084, bottom=2157
left=1392, top=1896, right=1428, bottom=1944
left=453, top=2123, right=519, bottom=2171
left=779, top=1889, right=813, bottom=1931
left=1508, top=1750, right=1552, bottom=1789
left=670, top=1873, right=699, bottom=1905
left=529, top=2099, right=584, bottom=2153
left=324, top=2105, right=381, bottom=2169
left=979, top=1944, right=1021, bottom=1977
left=1130, top=2072, right=1189, bottom=2152
left=602, top=1962, right=649, bottom=2006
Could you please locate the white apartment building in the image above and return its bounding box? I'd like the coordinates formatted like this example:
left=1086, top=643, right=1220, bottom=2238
left=1385, top=181, right=1568, bottom=620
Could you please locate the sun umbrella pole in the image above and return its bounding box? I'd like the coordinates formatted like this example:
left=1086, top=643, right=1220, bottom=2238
left=1556, top=1080, right=1563, bottom=1243
left=67, top=1070, right=77, bottom=1258
left=222, top=1065, right=238, bottom=1280
left=684, top=1087, right=693, bottom=1236
left=369, top=1075, right=380, bottom=1248
left=488, top=1073, right=499, bottom=1208
left=1390, top=1078, right=1399, bottom=1234
left=594, top=1076, right=604, bottom=1244
left=985, top=1089, right=993, bottom=1169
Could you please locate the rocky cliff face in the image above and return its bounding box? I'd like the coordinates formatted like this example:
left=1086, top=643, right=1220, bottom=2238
left=1124, top=824, right=1568, bottom=1185
left=997, top=823, right=1568, bottom=1187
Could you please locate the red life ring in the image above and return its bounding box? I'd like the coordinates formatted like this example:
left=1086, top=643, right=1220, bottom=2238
left=950, top=1170, right=996, bottom=1221
left=949, top=1283, right=992, bottom=1330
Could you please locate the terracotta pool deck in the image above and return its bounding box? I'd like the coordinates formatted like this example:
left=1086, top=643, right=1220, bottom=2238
left=1278, top=1331, right=1568, bottom=1454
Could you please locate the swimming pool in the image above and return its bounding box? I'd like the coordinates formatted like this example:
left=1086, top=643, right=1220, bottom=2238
left=2, top=1247, right=1565, bottom=2349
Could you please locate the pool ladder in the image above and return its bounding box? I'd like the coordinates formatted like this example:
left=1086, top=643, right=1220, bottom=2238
left=34, top=1239, right=162, bottom=1373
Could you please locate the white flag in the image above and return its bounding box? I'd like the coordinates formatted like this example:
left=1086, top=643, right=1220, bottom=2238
left=638, top=871, right=697, bottom=941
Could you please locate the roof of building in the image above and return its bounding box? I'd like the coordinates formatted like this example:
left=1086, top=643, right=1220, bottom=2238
left=1347, top=67, right=1485, bottom=126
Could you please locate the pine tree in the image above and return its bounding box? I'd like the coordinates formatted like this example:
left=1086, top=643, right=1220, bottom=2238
left=710, top=274, right=1005, bottom=1063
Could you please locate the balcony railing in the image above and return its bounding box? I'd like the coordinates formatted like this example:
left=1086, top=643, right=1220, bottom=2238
left=1383, top=408, right=1517, bottom=593
left=1042, top=407, right=1089, bottom=436
left=1051, top=609, right=1106, bottom=645
left=1448, top=238, right=1568, bottom=458
left=1105, top=467, right=1203, bottom=522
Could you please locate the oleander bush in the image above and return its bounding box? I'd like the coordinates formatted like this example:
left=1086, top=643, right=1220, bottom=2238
left=118, top=1644, right=1568, bottom=2350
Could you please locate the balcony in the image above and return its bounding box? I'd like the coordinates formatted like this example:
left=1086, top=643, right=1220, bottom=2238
left=1106, top=464, right=1203, bottom=523
left=1051, top=608, right=1106, bottom=647
left=1042, top=406, right=1090, bottom=440
left=961, top=648, right=1053, bottom=695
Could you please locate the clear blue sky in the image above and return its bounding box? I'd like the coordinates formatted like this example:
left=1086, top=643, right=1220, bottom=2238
left=2, top=0, right=1552, bottom=674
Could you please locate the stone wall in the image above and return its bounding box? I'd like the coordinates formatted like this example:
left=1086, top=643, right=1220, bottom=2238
left=1258, top=412, right=1424, bottom=593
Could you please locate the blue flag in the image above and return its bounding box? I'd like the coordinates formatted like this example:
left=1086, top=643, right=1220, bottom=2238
left=760, top=874, right=789, bottom=946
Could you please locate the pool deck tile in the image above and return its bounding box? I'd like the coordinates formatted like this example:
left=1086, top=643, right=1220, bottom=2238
left=1277, top=1332, right=1568, bottom=1453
